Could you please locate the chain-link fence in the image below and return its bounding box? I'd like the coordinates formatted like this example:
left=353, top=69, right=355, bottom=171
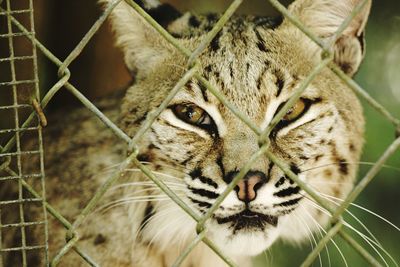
left=0, top=0, right=399, bottom=266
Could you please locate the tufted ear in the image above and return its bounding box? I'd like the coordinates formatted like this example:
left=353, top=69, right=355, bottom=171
left=288, top=0, right=371, bottom=76
left=99, top=0, right=182, bottom=77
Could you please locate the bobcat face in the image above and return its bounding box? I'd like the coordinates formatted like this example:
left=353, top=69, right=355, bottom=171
left=103, top=0, right=369, bottom=258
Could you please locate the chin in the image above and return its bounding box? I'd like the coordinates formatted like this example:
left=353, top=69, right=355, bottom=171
left=206, top=219, right=280, bottom=256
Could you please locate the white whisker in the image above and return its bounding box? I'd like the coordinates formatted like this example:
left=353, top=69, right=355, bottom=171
left=135, top=205, right=186, bottom=259
left=111, top=182, right=186, bottom=191
left=292, top=211, right=320, bottom=266
left=147, top=212, right=188, bottom=250
left=139, top=161, right=189, bottom=175
left=301, top=204, right=349, bottom=267
left=302, top=201, right=349, bottom=267
left=135, top=205, right=184, bottom=239
left=90, top=164, right=124, bottom=179
left=95, top=194, right=185, bottom=214
left=317, top=193, right=381, bottom=245
left=299, top=205, right=326, bottom=267
left=305, top=198, right=396, bottom=267
left=343, top=223, right=394, bottom=267
left=299, top=161, right=400, bottom=174
left=98, top=162, right=125, bottom=172
left=309, top=181, right=353, bottom=185
left=316, top=193, right=398, bottom=267
left=124, top=168, right=186, bottom=183
left=319, top=192, right=400, bottom=233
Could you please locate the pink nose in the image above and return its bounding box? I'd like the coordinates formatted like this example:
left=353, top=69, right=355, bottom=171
left=235, top=174, right=264, bottom=203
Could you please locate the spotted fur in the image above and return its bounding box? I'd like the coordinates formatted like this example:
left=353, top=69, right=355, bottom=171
left=3, top=0, right=370, bottom=266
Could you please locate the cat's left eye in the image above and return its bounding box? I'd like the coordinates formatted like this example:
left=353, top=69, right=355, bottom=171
left=172, top=103, right=212, bottom=126
left=271, top=98, right=313, bottom=137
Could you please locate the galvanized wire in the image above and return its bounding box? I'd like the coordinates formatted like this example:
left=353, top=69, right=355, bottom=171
left=0, top=0, right=49, bottom=266
left=0, top=0, right=399, bottom=266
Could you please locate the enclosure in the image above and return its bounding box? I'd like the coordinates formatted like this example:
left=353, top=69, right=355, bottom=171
left=0, top=0, right=399, bottom=266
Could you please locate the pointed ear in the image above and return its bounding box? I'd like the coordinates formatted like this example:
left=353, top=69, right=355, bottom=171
left=288, top=0, right=371, bottom=76
left=99, top=0, right=182, bottom=77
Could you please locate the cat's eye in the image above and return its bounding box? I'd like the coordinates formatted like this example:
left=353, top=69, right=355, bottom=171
left=271, top=98, right=316, bottom=137
left=282, top=99, right=306, bottom=122
left=172, top=104, right=212, bottom=126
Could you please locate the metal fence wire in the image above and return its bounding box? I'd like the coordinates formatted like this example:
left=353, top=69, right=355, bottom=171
left=0, top=0, right=399, bottom=266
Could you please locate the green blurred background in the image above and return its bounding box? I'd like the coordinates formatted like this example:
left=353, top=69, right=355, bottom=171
left=1, top=0, right=399, bottom=266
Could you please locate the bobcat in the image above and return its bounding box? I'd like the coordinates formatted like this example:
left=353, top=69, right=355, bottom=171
left=2, top=0, right=372, bottom=266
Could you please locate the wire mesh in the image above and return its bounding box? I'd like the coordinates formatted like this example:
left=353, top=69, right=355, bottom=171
left=0, top=0, right=399, bottom=266
left=0, top=0, right=49, bottom=266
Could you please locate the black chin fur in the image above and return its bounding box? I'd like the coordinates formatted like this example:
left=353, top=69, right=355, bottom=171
left=214, top=209, right=278, bottom=233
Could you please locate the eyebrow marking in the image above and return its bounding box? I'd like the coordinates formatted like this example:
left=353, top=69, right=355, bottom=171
left=255, top=29, right=269, bottom=53
left=185, top=81, right=209, bottom=103
left=256, top=62, right=270, bottom=91
left=273, top=68, right=285, bottom=97
left=198, top=82, right=209, bottom=103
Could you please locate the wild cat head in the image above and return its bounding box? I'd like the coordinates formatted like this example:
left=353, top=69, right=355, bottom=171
left=101, top=0, right=369, bottom=257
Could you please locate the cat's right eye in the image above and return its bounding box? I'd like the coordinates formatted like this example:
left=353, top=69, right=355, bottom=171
left=171, top=103, right=212, bottom=127
left=282, top=99, right=306, bottom=122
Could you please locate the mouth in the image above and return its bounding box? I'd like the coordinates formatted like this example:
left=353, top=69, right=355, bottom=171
left=214, top=209, right=278, bottom=233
